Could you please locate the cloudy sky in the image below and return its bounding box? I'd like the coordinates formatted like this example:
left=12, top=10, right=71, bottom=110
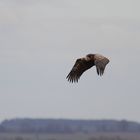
left=0, top=0, right=140, bottom=122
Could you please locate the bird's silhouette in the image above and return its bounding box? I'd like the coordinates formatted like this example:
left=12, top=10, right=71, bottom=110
left=66, top=54, right=110, bottom=83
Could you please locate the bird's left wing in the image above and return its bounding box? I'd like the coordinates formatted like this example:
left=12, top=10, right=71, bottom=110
left=94, top=54, right=110, bottom=76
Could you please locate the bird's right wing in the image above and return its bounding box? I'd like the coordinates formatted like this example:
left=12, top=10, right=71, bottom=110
left=66, top=58, right=89, bottom=83
left=94, top=54, right=110, bottom=76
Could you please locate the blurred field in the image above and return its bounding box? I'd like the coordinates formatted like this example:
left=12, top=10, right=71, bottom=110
left=0, top=133, right=140, bottom=140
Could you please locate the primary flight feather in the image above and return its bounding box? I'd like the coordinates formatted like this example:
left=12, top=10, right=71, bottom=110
left=66, top=54, right=110, bottom=83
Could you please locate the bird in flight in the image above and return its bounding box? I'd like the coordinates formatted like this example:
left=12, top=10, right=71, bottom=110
left=66, top=54, right=110, bottom=83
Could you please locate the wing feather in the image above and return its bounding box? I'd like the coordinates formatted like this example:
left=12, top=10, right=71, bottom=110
left=94, top=54, right=109, bottom=76
left=66, top=58, right=94, bottom=83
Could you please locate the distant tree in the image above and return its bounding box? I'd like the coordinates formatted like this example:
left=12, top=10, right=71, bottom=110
left=63, top=125, right=73, bottom=133
left=0, top=125, right=6, bottom=132
left=119, top=120, right=129, bottom=132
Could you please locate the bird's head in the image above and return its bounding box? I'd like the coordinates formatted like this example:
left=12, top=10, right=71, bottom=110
left=86, top=54, right=94, bottom=60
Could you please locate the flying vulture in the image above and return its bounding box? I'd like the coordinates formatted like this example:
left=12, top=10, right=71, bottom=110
left=66, top=54, right=110, bottom=83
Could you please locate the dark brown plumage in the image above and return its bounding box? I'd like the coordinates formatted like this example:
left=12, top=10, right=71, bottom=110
left=66, top=54, right=110, bottom=83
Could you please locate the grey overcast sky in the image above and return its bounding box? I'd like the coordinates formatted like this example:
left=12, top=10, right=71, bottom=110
left=0, top=0, right=140, bottom=122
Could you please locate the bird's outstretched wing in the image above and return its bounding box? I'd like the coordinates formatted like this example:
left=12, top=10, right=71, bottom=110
left=66, top=58, right=94, bottom=83
left=94, top=54, right=110, bottom=76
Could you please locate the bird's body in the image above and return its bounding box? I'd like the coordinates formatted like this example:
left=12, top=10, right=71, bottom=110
left=66, top=54, right=110, bottom=83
